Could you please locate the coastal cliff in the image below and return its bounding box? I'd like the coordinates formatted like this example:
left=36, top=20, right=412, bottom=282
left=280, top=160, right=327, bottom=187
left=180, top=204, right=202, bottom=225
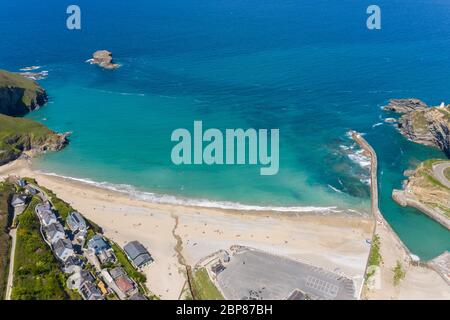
left=0, top=71, right=69, bottom=165
left=383, top=99, right=450, bottom=158
left=392, top=160, right=450, bottom=230
left=0, top=69, right=48, bottom=116
left=0, top=114, right=69, bottom=165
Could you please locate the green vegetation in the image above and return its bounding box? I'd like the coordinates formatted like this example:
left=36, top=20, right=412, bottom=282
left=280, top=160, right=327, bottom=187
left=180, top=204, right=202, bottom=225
left=0, top=182, right=14, bottom=299
left=392, top=261, right=406, bottom=286
left=0, top=114, right=59, bottom=165
left=110, top=242, right=146, bottom=284
left=11, top=197, right=79, bottom=300
left=0, top=70, right=44, bottom=107
left=368, top=234, right=382, bottom=267
left=192, top=268, right=224, bottom=300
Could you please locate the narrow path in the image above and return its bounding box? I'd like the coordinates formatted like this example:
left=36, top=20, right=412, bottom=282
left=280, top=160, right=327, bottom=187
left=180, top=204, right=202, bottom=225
left=171, top=214, right=196, bottom=299
left=432, top=162, right=450, bottom=189
left=5, top=225, right=17, bottom=300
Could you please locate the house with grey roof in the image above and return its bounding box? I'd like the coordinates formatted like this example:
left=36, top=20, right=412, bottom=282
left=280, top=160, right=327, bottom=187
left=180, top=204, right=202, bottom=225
left=109, top=267, right=126, bottom=279
left=64, top=256, right=84, bottom=274
left=123, top=241, right=153, bottom=268
left=40, top=211, right=58, bottom=227
left=53, top=238, right=75, bottom=262
left=44, top=222, right=66, bottom=243
left=80, top=281, right=103, bottom=300
left=67, top=270, right=95, bottom=290
left=67, top=211, right=87, bottom=233
left=16, top=179, right=27, bottom=188
left=24, top=185, right=38, bottom=195
left=35, top=202, right=52, bottom=216
left=87, top=235, right=110, bottom=254
left=11, top=194, right=28, bottom=208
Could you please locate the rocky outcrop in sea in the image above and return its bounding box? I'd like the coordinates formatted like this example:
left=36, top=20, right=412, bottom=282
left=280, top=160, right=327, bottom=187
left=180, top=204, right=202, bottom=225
left=87, top=50, right=121, bottom=70
left=383, top=99, right=450, bottom=158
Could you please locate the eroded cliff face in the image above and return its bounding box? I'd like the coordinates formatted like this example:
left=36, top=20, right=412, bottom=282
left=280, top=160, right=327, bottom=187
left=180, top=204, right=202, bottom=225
left=384, top=99, right=450, bottom=158
left=0, top=129, right=69, bottom=166
left=0, top=71, right=69, bottom=165
left=0, top=70, right=48, bottom=116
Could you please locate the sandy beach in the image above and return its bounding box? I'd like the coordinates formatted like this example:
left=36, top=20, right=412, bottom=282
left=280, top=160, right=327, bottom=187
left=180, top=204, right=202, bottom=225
left=0, top=159, right=373, bottom=299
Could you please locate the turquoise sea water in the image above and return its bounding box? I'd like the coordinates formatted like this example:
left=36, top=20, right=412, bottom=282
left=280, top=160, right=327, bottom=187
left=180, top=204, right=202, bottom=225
left=1, top=0, right=449, bottom=259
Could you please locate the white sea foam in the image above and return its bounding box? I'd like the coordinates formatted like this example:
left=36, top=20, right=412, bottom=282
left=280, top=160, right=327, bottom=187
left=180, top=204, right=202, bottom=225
left=372, top=122, right=383, bottom=128
left=36, top=171, right=344, bottom=214
left=327, top=184, right=343, bottom=194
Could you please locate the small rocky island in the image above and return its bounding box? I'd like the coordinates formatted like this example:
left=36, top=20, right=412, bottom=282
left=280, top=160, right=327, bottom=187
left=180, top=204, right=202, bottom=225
left=87, top=50, right=121, bottom=70
left=384, top=99, right=450, bottom=157
left=0, top=70, right=69, bottom=165
left=0, top=69, right=48, bottom=116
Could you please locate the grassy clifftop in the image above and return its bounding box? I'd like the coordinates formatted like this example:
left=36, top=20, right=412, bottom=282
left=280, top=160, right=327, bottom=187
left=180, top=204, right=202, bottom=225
left=0, top=70, right=47, bottom=116
left=0, top=114, right=68, bottom=165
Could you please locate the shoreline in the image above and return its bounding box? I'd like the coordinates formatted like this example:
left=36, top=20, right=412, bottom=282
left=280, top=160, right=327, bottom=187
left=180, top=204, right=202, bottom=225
left=392, top=189, right=450, bottom=230
left=29, top=162, right=368, bottom=217
left=0, top=159, right=374, bottom=299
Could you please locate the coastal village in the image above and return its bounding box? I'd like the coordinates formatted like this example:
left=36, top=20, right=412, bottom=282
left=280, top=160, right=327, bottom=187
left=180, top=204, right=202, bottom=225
left=4, top=176, right=153, bottom=300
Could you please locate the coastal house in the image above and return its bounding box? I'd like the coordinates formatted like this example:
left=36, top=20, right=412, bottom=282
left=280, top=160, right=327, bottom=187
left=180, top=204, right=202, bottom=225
left=114, top=275, right=136, bottom=296
left=123, top=241, right=153, bottom=268
left=67, top=270, right=95, bottom=290
left=109, top=267, right=125, bottom=279
left=64, top=256, right=84, bottom=274
left=11, top=194, right=28, bottom=208
left=87, top=235, right=110, bottom=254
left=24, top=185, right=38, bottom=195
left=35, top=202, right=52, bottom=216
left=79, top=281, right=104, bottom=300
left=53, top=238, right=75, bottom=262
left=97, top=249, right=116, bottom=264
left=16, top=178, right=27, bottom=188
left=44, top=222, right=66, bottom=243
left=67, top=211, right=87, bottom=233
left=40, top=210, right=58, bottom=227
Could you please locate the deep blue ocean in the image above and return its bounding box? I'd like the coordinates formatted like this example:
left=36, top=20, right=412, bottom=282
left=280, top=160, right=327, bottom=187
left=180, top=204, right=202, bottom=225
left=1, top=0, right=449, bottom=259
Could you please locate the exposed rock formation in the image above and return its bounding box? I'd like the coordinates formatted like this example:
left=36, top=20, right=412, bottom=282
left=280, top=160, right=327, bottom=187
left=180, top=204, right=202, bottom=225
left=0, top=114, right=70, bottom=166
left=0, top=69, right=48, bottom=116
left=0, top=70, right=69, bottom=166
left=384, top=99, right=450, bottom=158
left=88, top=50, right=120, bottom=70
left=392, top=160, right=450, bottom=230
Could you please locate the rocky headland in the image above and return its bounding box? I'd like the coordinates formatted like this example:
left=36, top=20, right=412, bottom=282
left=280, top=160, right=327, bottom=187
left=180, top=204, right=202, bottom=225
left=383, top=99, right=450, bottom=157
left=392, top=159, right=450, bottom=230
left=0, top=70, right=69, bottom=165
left=87, top=50, right=120, bottom=70
left=0, top=69, right=48, bottom=116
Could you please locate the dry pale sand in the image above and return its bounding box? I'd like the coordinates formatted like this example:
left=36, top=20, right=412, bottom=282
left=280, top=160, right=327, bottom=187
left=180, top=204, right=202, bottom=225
left=363, top=221, right=450, bottom=300
left=0, top=160, right=373, bottom=300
